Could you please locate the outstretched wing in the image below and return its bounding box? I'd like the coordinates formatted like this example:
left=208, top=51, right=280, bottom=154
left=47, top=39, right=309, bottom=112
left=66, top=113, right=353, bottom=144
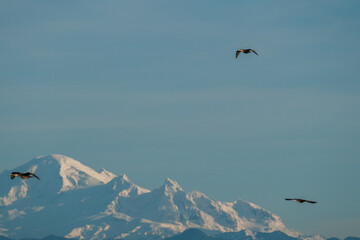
left=250, top=49, right=258, bottom=55
left=30, top=173, right=40, bottom=180
left=235, top=50, right=241, bottom=58
left=286, top=198, right=316, bottom=204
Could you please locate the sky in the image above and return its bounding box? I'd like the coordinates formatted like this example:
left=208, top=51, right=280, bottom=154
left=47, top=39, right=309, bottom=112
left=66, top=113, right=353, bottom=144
left=1, top=0, right=360, bottom=238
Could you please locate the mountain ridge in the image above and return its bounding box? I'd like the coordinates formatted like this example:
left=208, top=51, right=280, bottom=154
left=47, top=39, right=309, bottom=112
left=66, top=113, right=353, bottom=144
left=0, top=230, right=357, bottom=240
left=0, top=154, right=322, bottom=240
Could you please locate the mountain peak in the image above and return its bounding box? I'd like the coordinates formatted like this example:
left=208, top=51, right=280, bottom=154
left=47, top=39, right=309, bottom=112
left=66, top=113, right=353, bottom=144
left=22, top=154, right=117, bottom=193
left=163, top=178, right=183, bottom=195
left=34, top=154, right=73, bottom=163
left=120, top=173, right=130, bottom=183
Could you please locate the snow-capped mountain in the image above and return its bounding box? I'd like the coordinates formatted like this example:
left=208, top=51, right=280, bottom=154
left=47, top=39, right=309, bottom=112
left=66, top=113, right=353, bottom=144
left=0, top=155, right=321, bottom=240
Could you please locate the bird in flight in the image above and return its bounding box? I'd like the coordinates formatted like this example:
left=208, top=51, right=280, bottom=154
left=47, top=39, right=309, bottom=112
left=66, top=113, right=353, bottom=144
left=235, top=49, right=258, bottom=58
left=285, top=198, right=317, bottom=204
left=11, top=172, right=40, bottom=180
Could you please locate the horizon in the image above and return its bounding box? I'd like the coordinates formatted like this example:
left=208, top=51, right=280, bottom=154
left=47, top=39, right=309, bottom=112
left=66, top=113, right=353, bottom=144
left=1, top=1, right=360, bottom=238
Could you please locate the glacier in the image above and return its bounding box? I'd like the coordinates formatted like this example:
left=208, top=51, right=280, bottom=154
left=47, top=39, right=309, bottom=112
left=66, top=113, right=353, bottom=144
left=0, top=154, right=322, bottom=240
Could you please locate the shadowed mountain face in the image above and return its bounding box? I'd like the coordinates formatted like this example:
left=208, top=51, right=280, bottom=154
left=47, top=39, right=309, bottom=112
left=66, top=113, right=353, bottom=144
left=214, top=230, right=299, bottom=240
left=0, top=232, right=357, bottom=240
left=166, top=228, right=222, bottom=240
left=0, top=235, right=75, bottom=240
left=0, top=155, right=319, bottom=240
left=165, top=230, right=356, bottom=240
left=0, top=236, right=13, bottom=240
left=255, top=231, right=299, bottom=240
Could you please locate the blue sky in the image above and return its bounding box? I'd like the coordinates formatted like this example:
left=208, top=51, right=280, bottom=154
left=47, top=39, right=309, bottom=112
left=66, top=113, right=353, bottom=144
left=1, top=1, right=360, bottom=238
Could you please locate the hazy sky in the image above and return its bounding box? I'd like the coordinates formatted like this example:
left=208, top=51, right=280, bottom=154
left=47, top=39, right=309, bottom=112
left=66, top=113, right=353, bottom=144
left=1, top=1, right=360, bottom=238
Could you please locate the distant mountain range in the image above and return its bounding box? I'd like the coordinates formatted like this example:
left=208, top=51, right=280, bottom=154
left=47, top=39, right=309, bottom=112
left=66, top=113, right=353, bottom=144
left=0, top=155, right=355, bottom=240
left=0, top=229, right=359, bottom=240
left=0, top=235, right=74, bottom=240
left=167, top=229, right=360, bottom=240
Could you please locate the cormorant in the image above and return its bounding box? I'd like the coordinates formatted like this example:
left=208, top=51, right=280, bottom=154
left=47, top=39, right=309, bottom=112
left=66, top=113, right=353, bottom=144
left=11, top=172, right=40, bottom=180
left=235, top=49, right=258, bottom=58
left=285, top=198, right=317, bottom=204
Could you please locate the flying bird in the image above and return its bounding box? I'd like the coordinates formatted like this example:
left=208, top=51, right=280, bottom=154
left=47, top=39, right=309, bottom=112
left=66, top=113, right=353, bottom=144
left=285, top=198, right=317, bottom=204
left=11, top=172, right=40, bottom=180
left=235, top=49, right=258, bottom=58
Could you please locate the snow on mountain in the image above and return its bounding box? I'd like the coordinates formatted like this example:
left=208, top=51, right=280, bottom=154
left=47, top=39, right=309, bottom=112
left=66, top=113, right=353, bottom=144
left=1, top=154, right=117, bottom=205
left=167, top=228, right=301, bottom=240
left=31, top=154, right=116, bottom=193
left=0, top=155, right=320, bottom=240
